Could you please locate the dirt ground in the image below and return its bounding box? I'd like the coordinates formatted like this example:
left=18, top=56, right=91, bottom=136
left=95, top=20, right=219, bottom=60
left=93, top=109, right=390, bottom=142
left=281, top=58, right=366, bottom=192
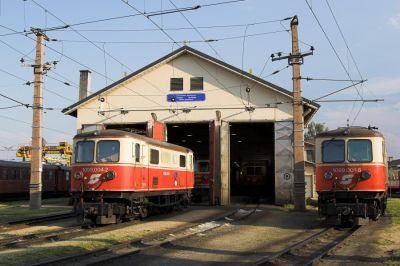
left=96, top=204, right=400, bottom=266
left=1, top=201, right=399, bottom=265
left=319, top=216, right=400, bottom=266
left=98, top=204, right=324, bottom=266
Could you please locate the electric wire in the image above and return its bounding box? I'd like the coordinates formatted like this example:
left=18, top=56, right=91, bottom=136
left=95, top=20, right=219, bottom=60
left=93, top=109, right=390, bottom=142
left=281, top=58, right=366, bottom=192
left=0, top=37, right=77, bottom=88
left=0, top=0, right=246, bottom=38
left=0, top=114, right=72, bottom=136
left=120, top=0, right=181, bottom=47
left=263, top=65, right=290, bottom=79
left=239, top=23, right=250, bottom=106
left=0, top=92, right=30, bottom=108
left=258, top=55, right=270, bottom=77
left=56, top=30, right=288, bottom=44
left=30, top=0, right=168, bottom=110
left=168, top=0, right=226, bottom=62
left=312, top=80, right=365, bottom=101
left=301, top=77, right=365, bottom=82
left=324, top=0, right=369, bottom=125
left=304, top=0, right=364, bottom=123
left=55, top=19, right=288, bottom=32
left=325, top=0, right=363, bottom=81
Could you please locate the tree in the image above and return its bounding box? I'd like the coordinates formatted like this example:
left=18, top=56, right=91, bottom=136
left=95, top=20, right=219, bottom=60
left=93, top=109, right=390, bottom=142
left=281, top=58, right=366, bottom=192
left=304, top=122, right=328, bottom=140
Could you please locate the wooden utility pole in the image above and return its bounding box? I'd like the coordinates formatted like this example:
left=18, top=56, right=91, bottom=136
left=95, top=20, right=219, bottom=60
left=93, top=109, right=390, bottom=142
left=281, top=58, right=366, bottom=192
left=271, top=16, right=313, bottom=211
left=290, top=16, right=306, bottom=211
left=29, top=28, right=47, bottom=209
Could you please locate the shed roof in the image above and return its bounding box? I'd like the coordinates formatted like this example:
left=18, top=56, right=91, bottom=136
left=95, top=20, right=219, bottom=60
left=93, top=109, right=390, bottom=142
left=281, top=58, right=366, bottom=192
left=62, top=46, right=319, bottom=120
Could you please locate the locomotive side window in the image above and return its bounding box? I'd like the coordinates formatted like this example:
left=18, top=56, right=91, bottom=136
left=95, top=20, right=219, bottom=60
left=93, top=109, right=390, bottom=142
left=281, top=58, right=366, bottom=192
left=150, top=149, right=159, bottom=164
left=322, top=139, right=345, bottom=163
left=0, top=168, right=6, bottom=179
left=135, top=143, right=140, bottom=163
left=348, top=139, right=372, bottom=162
left=76, top=141, right=95, bottom=163
left=96, top=140, right=120, bottom=163
left=179, top=155, right=186, bottom=168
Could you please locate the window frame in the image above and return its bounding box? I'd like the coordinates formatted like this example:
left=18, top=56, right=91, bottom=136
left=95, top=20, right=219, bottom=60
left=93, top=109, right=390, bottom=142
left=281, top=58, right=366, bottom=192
left=179, top=155, right=186, bottom=168
left=170, top=78, right=184, bottom=91
left=96, top=140, right=120, bottom=163
left=135, top=143, right=141, bottom=163
left=322, top=139, right=345, bottom=163
left=75, top=140, right=95, bottom=163
left=190, top=77, right=204, bottom=91
left=150, top=149, right=160, bottom=165
left=347, top=139, right=373, bottom=163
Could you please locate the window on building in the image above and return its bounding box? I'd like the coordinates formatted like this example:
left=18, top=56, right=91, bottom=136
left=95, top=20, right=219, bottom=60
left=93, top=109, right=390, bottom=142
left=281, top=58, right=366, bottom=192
left=170, top=78, right=183, bottom=91
left=306, top=150, right=315, bottom=163
left=322, top=139, right=345, bottom=163
left=180, top=155, right=186, bottom=167
left=190, top=77, right=203, bottom=91
left=150, top=149, right=159, bottom=164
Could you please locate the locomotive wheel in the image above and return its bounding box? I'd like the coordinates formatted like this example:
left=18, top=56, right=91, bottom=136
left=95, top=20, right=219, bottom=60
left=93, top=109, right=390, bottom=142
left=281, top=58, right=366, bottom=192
left=139, top=207, right=148, bottom=219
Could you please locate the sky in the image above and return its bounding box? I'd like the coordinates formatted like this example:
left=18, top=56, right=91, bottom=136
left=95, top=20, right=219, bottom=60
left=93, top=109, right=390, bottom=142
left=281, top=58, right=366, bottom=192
left=0, top=0, right=399, bottom=160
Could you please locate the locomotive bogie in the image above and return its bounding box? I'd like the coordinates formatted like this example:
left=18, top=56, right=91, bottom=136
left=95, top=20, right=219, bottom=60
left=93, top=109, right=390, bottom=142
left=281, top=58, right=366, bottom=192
left=318, top=191, right=386, bottom=225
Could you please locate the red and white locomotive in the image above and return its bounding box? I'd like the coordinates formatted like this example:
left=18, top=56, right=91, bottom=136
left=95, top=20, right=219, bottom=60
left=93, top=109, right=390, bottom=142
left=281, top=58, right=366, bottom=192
left=71, top=129, right=194, bottom=224
left=315, top=126, right=388, bottom=225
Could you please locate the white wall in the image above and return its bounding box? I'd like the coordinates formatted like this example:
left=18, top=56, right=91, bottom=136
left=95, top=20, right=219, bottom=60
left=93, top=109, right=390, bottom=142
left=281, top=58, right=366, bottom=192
left=76, top=54, right=294, bottom=129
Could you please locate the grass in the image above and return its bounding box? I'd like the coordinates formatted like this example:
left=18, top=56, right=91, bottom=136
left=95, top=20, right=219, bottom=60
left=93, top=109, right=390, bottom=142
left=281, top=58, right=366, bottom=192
left=387, top=198, right=400, bottom=225
left=0, top=198, right=72, bottom=223
left=283, top=198, right=318, bottom=212
left=0, top=224, right=155, bottom=266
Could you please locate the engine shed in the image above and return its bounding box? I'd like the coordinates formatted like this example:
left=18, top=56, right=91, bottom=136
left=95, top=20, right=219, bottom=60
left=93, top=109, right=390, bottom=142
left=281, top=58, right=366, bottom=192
left=62, top=46, right=319, bottom=205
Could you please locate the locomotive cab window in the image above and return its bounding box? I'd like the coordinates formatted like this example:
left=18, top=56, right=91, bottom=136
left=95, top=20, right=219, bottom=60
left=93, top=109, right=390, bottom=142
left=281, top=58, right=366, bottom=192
left=348, top=139, right=372, bottom=162
left=96, top=140, right=120, bottom=163
left=322, top=139, right=345, bottom=163
left=75, top=141, right=95, bottom=163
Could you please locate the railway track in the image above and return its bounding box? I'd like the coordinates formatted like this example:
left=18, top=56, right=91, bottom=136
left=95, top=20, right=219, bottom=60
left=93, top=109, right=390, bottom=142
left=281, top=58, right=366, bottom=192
left=0, top=212, right=76, bottom=233
left=31, top=205, right=259, bottom=266
left=253, top=225, right=360, bottom=266
left=0, top=219, right=143, bottom=250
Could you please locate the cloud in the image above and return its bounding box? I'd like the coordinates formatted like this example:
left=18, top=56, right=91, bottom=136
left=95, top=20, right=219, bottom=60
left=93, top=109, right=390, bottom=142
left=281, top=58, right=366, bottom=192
left=330, top=76, right=400, bottom=98
left=388, top=13, right=400, bottom=29
left=365, top=76, right=400, bottom=96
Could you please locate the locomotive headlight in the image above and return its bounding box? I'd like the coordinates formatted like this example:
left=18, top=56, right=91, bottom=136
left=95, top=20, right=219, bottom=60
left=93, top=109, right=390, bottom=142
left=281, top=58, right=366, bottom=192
left=105, top=171, right=116, bottom=181
left=324, top=171, right=334, bottom=180
left=360, top=170, right=371, bottom=180
left=74, top=171, right=83, bottom=180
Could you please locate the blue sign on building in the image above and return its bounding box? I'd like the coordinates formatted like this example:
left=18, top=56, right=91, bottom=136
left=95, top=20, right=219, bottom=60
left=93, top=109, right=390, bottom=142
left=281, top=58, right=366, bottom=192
left=167, top=93, right=206, bottom=102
